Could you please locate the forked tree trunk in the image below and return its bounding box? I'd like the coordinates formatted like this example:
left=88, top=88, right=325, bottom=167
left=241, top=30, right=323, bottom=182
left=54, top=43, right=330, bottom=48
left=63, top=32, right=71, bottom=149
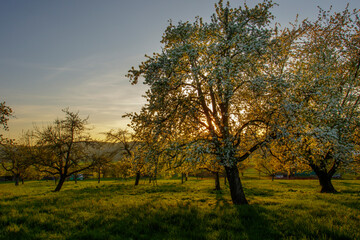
left=225, top=165, right=248, bottom=205
left=54, top=175, right=66, bottom=192
left=215, top=172, right=220, bottom=191
left=310, top=165, right=337, bottom=193
left=134, top=171, right=141, bottom=186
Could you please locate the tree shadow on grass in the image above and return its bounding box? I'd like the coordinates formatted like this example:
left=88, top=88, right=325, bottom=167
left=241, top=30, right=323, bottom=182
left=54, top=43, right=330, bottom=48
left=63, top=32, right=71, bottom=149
left=68, top=202, right=283, bottom=240
left=59, top=182, right=188, bottom=198
left=267, top=208, right=355, bottom=240
left=2, top=194, right=356, bottom=240
left=320, top=192, right=360, bottom=211
left=245, top=187, right=276, bottom=197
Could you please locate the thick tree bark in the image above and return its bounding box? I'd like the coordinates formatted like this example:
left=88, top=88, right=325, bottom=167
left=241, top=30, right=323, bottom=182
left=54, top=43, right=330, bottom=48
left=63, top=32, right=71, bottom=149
left=134, top=171, right=140, bottom=186
left=225, top=165, right=248, bottom=205
left=215, top=172, right=221, bottom=191
left=54, top=175, right=66, bottom=192
left=310, top=164, right=337, bottom=193
left=318, top=174, right=337, bottom=193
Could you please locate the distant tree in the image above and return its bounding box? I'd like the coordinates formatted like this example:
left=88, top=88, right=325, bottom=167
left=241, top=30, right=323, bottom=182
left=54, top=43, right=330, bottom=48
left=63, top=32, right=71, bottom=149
left=32, top=109, right=99, bottom=192
left=90, top=143, right=114, bottom=183
left=199, top=156, right=223, bottom=190
left=105, top=129, right=143, bottom=185
left=0, top=138, right=32, bottom=186
left=127, top=1, right=288, bottom=204
left=113, top=160, right=132, bottom=179
left=254, top=146, right=310, bottom=181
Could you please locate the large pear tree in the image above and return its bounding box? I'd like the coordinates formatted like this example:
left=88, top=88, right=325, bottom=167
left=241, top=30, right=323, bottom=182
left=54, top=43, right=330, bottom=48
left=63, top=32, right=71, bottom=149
left=127, top=0, right=287, bottom=204
left=276, top=7, right=360, bottom=193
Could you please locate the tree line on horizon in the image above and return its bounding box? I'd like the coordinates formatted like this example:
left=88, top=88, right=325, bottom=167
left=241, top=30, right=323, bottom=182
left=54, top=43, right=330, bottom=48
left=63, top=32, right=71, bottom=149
left=1, top=0, right=360, bottom=205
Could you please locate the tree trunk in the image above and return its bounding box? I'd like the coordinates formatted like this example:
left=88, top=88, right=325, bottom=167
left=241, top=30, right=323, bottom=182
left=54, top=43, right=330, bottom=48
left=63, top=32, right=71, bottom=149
left=224, top=174, right=227, bottom=185
left=22, top=178, right=24, bottom=184
left=98, top=168, right=101, bottom=183
left=14, top=174, right=20, bottom=186
left=54, top=175, right=66, bottom=192
left=134, top=171, right=140, bottom=186
left=310, top=164, right=337, bottom=193
left=317, top=171, right=337, bottom=193
left=319, top=176, right=337, bottom=193
left=215, top=172, right=220, bottom=191
left=185, top=173, right=188, bottom=181
left=225, top=165, right=248, bottom=205
left=181, top=173, right=184, bottom=184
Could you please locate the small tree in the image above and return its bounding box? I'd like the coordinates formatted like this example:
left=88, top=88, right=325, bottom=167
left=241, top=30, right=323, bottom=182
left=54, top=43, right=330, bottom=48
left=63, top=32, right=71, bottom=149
left=105, top=129, right=143, bottom=185
left=32, top=109, right=99, bottom=192
left=90, top=143, right=114, bottom=183
left=0, top=139, right=32, bottom=185
left=199, top=157, right=223, bottom=191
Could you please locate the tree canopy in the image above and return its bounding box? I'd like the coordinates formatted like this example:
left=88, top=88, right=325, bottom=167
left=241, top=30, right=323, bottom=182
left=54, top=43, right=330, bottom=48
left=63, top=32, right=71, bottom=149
left=128, top=0, right=360, bottom=203
left=127, top=0, right=290, bottom=204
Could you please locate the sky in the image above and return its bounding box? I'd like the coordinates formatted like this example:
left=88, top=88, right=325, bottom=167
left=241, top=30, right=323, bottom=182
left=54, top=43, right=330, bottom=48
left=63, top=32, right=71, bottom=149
left=1, top=0, right=359, bottom=140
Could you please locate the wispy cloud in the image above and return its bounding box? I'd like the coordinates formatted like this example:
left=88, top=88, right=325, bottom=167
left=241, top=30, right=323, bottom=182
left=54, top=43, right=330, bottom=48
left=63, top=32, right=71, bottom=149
left=3, top=53, right=148, bottom=139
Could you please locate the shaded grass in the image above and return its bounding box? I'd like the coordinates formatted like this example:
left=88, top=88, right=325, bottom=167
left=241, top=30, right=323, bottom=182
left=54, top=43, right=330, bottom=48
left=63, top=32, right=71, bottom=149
left=0, top=178, right=359, bottom=239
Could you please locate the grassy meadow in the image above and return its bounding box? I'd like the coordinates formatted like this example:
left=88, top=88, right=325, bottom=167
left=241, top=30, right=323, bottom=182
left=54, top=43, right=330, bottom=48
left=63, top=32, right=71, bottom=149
left=0, top=176, right=360, bottom=240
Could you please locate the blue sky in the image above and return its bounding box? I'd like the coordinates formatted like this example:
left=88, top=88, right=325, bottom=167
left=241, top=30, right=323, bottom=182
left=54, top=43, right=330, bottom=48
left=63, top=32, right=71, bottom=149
left=1, top=0, right=359, bottom=139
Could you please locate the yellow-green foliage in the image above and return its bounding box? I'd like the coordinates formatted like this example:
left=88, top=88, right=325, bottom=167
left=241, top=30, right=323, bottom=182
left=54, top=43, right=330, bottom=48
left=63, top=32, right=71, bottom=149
left=0, top=178, right=359, bottom=239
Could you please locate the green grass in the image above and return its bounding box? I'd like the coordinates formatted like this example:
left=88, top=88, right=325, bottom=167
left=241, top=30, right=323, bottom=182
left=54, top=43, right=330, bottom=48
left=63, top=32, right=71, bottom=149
left=0, top=178, right=359, bottom=240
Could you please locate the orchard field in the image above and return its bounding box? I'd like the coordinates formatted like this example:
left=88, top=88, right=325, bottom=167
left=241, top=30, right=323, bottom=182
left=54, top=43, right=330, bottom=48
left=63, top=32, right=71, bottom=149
left=1, top=177, right=359, bottom=240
